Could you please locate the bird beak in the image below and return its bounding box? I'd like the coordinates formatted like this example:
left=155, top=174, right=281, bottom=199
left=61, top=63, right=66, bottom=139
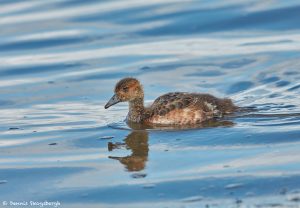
left=104, top=94, right=120, bottom=109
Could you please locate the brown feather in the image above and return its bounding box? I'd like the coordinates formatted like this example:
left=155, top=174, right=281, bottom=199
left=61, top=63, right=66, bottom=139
left=143, top=92, right=236, bottom=125
left=105, top=78, right=237, bottom=125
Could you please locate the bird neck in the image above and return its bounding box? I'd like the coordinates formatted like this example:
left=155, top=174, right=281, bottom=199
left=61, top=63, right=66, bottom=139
left=128, top=97, right=145, bottom=123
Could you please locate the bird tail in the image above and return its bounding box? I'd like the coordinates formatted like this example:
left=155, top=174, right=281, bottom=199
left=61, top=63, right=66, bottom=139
left=219, top=98, right=237, bottom=114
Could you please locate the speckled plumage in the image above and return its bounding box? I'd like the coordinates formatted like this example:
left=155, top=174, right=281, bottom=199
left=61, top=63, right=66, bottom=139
left=105, top=78, right=237, bottom=125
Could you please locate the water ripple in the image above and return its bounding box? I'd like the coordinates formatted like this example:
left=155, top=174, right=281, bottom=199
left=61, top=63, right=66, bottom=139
left=0, top=1, right=300, bottom=207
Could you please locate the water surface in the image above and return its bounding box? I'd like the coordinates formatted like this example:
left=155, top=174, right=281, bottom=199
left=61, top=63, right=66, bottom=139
left=0, top=0, right=300, bottom=207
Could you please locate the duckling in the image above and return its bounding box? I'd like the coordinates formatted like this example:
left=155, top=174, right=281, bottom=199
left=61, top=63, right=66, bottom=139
left=105, top=77, right=237, bottom=125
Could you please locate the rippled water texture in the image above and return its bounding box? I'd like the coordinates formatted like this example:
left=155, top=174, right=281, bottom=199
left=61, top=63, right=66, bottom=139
left=1, top=1, right=300, bottom=207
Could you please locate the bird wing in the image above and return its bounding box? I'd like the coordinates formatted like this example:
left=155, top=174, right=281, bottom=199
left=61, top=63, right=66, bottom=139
left=147, top=92, right=224, bottom=118
left=149, top=92, right=195, bottom=116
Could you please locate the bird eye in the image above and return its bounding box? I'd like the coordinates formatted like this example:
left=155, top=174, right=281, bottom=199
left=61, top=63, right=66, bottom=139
left=122, top=87, right=129, bottom=92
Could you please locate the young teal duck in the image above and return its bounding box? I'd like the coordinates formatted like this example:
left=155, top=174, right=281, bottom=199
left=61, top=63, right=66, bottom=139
left=105, top=77, right=237, bottom=125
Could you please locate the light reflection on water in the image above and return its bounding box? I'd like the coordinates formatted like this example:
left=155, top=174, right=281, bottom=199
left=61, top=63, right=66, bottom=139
left=0, top=0, right=300, bottom=207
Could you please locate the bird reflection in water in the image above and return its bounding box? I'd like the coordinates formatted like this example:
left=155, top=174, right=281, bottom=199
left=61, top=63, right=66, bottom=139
left=107, top=120, right=234, bottom=172
left=108, top=130, right=149, bottom=172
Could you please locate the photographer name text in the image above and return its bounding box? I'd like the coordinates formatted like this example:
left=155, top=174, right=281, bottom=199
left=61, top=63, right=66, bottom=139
left=2, top=201, right=60, bottom=207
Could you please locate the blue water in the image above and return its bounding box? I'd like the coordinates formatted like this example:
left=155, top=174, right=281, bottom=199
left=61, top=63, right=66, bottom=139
left=0, top=1, right=300, bottom=207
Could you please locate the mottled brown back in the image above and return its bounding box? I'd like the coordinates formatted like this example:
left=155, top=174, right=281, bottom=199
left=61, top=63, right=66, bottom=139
left=143, top=92, right=236, bottom=124
left=151, top=93, right=234, bottom=114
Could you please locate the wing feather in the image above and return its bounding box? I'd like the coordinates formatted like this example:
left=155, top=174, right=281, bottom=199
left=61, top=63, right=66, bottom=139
left=150, top=93, right=195, bottom=116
